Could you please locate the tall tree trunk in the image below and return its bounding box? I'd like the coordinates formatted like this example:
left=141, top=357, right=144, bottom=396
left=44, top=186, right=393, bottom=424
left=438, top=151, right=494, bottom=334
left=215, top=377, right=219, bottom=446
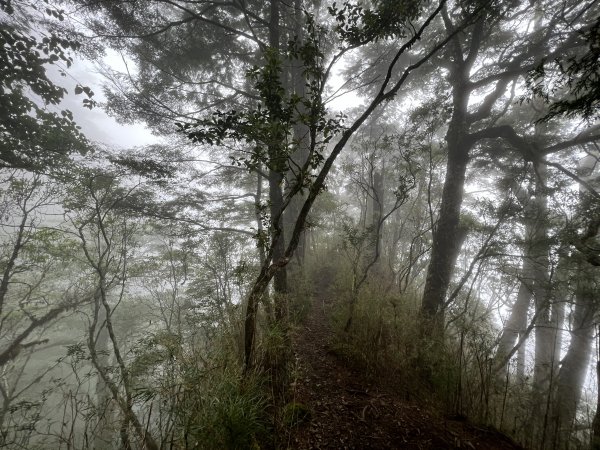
left=552, top=155, right=600, bottom=447
left=243, top=0, right=288, bottom=372
left=526, top=163, right=566, bottom=447
left=550, top=266, right=596, bottom=447
left=284, top=0, right=310, bottom=268
left=420, top=8, right=478, bottom=321
left=267, top=0, right=288, bottom=312
left=420, top=105, right=471, bottom=320
left=532, top=164, right=553, bottom=393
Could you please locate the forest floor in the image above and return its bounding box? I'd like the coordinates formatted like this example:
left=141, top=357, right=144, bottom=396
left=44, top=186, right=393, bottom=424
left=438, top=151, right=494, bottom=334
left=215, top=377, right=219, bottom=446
left=283, top=282, right=525, bottom=450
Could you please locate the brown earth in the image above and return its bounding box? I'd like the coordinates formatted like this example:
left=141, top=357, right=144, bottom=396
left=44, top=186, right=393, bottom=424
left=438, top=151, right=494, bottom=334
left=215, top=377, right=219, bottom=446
left=282, top=294, right=525, bottom=450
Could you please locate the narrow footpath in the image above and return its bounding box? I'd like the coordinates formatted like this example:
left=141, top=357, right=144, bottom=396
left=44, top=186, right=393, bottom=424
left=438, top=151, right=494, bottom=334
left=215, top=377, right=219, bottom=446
left=284, top=289, right=524, bottom=449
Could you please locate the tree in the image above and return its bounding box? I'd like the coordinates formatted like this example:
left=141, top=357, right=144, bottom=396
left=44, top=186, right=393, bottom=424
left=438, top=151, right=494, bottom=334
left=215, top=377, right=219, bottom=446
left=74, top=0, right=308, bottom=306
left=419, top=0, right=600, bottom=326
left=338, top=122, right=419, bottom=331
left=65, top=169, right=159, bottom=450
left=0, top=172, right=92, bottom=447
left=0, top=0, right=90, bottom=172
left=179, top=0, right=473, bottom=371
left=529, top=16, right=600, bottom=122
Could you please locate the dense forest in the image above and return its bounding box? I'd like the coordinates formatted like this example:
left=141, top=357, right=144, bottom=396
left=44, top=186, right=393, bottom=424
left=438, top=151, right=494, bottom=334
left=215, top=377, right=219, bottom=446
left=1, top=0, right=600, bottom=448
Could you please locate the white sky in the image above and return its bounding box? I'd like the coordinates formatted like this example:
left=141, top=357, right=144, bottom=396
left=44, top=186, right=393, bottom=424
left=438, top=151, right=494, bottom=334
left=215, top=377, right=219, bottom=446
left=47, top=57, right=158, bottom=149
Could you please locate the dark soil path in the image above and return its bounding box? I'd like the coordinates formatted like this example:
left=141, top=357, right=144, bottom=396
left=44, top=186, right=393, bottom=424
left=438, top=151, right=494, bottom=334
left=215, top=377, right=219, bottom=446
left=284, top=291, right=524, bottom=450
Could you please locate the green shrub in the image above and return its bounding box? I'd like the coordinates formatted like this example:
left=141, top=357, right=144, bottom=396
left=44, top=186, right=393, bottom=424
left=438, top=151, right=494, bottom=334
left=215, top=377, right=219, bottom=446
left=177, top=369, right=269, bottom=449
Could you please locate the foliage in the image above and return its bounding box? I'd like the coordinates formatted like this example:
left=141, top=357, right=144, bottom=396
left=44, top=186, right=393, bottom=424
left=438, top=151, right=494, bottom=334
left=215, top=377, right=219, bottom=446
left=2, top=0, right=600, bottom=449
left=176, top=33, right=343, bottom=188
left=528, top=17, right=600, bottom=122
left=328, top=0, right=423, bottom=46
left=0, top=0, right=91, bottom=171
left=175, top=367, right=268, bottom=449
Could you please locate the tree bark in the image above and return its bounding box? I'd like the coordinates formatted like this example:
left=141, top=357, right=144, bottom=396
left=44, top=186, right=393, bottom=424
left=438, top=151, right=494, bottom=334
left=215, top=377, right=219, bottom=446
left=550, top=267, right=596, bottom=447
left=95, top=298, right=115, bottom=450
left=269, top=166, right=288, bottom=315
left=531, top=164, right=554, bottom=396
left=420, top=9, right=476, bottom=321
left=267, top=0, right=288, bottom=315
left=494, top=257, right=534, bottom=376
left=421, top=112, right=471, bottom=319
left=369, top=168, right=384, bottom=268
left=284, top=0, right=310, bottom=267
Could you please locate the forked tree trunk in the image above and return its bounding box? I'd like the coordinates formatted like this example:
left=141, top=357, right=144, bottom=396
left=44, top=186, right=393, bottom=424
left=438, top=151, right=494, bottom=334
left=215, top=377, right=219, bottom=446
left=420, top=16, right=476, bottom=323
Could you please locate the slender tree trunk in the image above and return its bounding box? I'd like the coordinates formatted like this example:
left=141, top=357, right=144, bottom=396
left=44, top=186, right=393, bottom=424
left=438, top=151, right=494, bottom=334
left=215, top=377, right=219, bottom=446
left=495, top=179, right=540, bottom=378
left=255, top=170, right=266, bottom=268
left=532, top=164, right=553, bottom=393
left=254, top=169, right=274, bottom=320
left=244, top=265, right=278, bottom=372
left=246, top=0, right=293, bottom=364
left=95, top=295, right=115, bottom=450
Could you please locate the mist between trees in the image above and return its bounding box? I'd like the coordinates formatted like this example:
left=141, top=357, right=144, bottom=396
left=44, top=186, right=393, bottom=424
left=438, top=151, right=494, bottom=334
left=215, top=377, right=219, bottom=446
left=1, top=0, right=600, bottom=448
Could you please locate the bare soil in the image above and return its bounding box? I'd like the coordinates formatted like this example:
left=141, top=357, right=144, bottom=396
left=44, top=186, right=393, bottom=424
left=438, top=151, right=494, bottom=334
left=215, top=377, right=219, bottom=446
left=283, top=293, right=525, bottom=450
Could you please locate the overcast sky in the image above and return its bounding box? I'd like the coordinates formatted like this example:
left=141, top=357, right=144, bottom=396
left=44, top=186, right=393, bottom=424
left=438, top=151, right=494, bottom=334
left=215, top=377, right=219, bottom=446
left=48, top=57, right=159, bottom=150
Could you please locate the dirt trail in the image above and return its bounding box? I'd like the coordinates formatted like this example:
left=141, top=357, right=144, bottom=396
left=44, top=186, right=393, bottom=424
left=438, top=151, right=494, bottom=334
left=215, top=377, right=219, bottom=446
left=284, top=291, right=524, bottom=450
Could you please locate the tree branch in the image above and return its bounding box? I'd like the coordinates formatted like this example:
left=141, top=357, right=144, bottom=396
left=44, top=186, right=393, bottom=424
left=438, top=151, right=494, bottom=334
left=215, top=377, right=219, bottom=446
left=0, top=303, right=76, bottom=366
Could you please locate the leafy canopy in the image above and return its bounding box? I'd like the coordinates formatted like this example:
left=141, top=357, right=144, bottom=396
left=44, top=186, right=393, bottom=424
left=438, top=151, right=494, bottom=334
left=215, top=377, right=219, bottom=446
left=0, top=0, right=91, bottom=172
